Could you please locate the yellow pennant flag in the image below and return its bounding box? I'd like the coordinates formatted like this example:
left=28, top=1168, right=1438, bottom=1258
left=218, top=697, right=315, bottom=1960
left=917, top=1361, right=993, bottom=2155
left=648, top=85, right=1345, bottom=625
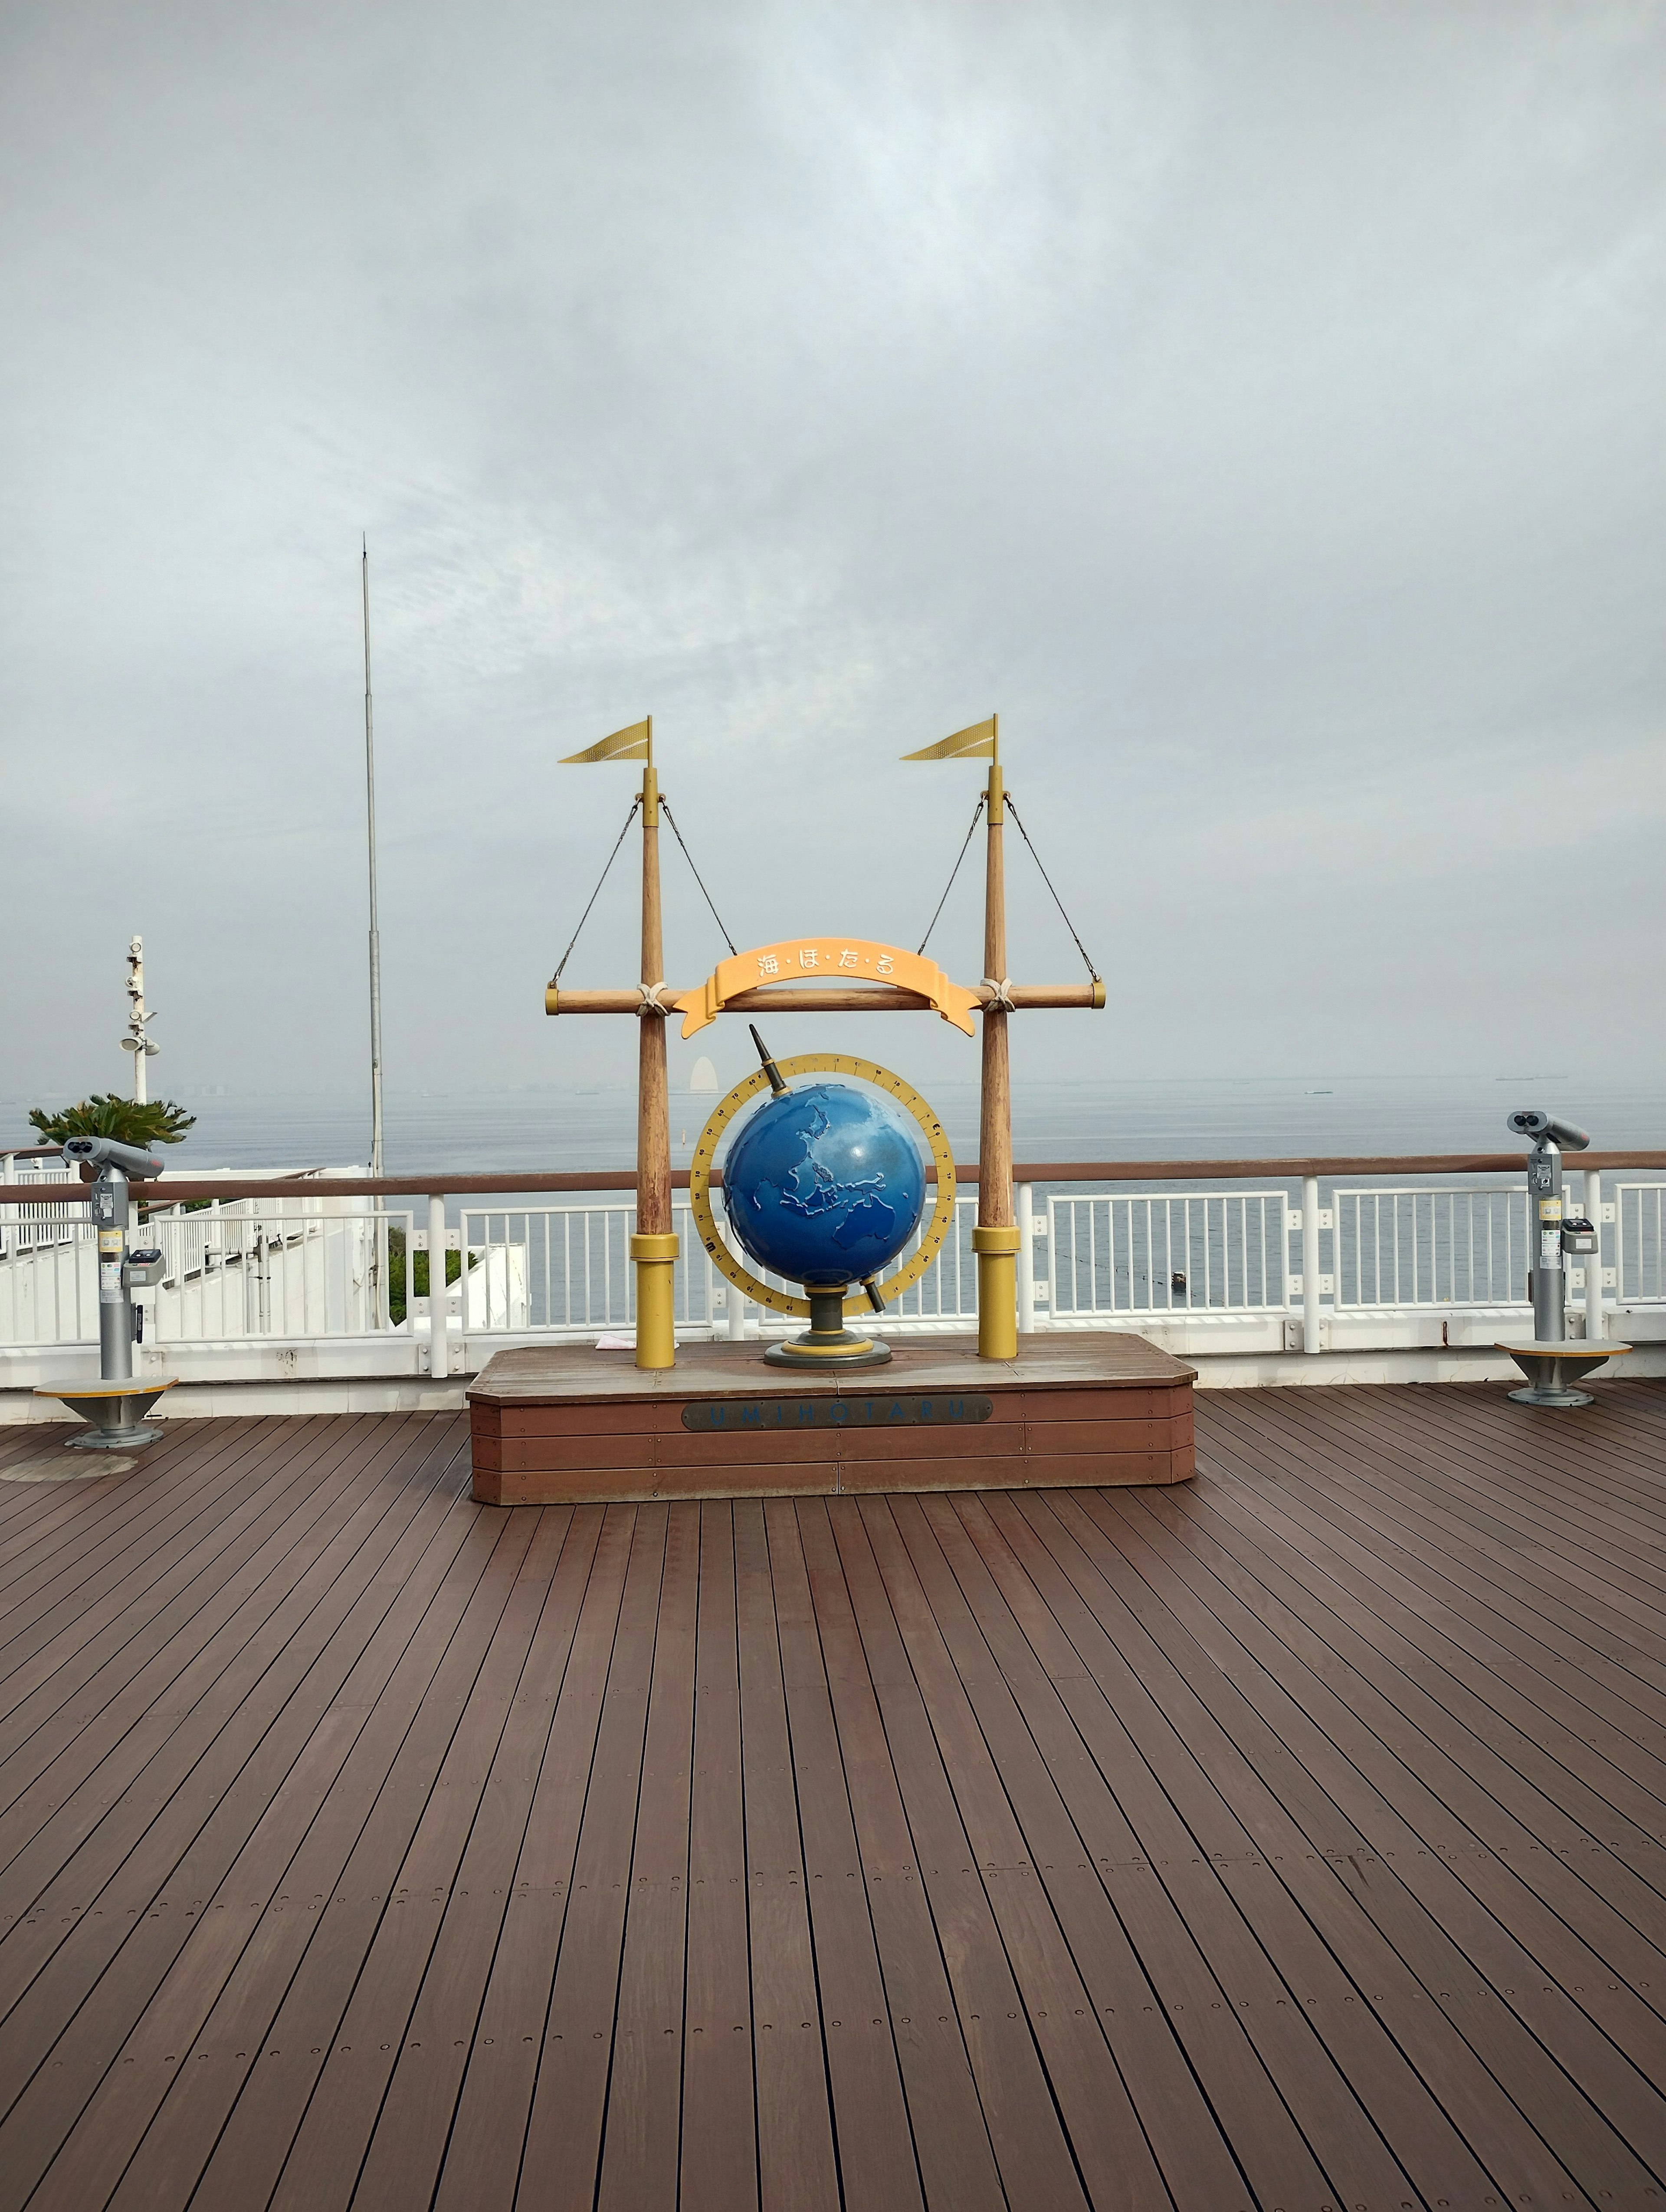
left=560, top=718, right=651, bottom=765
left=902, top=714, right=996, bottom=762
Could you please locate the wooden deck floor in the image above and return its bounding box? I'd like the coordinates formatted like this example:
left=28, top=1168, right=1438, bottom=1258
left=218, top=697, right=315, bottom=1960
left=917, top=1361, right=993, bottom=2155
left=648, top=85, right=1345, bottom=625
left=0, top=1382, right=1663, bottom=2211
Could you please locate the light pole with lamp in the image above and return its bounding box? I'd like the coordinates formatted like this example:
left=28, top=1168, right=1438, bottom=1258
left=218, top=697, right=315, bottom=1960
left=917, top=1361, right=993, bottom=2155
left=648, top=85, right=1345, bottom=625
left=120, top=936, right=160, bottom=1100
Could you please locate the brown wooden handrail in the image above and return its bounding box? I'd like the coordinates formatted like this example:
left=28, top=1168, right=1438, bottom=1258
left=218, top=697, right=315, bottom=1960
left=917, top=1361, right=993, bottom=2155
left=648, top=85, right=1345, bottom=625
left=4, top=1152, right=1663, bottom=1204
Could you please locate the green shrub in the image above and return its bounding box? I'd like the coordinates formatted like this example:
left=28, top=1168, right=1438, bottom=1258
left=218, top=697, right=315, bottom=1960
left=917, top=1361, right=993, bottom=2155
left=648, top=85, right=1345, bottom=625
left=385, top=1228, right=466, bottom=1325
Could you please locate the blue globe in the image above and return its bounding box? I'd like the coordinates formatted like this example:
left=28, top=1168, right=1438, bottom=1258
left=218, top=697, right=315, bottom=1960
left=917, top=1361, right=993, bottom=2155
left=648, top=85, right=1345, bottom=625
left=722, top=1082, right=927, bottom=1291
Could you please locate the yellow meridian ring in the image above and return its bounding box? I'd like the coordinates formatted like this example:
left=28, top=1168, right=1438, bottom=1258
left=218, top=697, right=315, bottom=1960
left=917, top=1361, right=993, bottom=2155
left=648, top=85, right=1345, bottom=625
left=686, top=1054, right=958, bottom=1322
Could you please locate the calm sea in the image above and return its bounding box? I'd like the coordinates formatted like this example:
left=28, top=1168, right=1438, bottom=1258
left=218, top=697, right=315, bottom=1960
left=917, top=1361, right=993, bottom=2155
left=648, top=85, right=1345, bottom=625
left=20, top=1073, right=1657, bottom=1176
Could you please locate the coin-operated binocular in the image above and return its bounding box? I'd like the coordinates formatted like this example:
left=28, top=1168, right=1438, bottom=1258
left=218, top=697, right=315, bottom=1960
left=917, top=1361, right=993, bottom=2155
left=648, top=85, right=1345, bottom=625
left=1498, top=1109, right=1629, bottom=1407
left=1505, top=1110, right=1589, bottom=1344
left=37, top=1137, right=176, bottom=1448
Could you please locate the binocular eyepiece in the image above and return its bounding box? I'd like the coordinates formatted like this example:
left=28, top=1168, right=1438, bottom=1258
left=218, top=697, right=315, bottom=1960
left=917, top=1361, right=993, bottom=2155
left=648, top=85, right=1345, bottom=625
left=1506, top=1109, right=1590, bottom=1152
left=62, top=1136, right=166, bottom=1180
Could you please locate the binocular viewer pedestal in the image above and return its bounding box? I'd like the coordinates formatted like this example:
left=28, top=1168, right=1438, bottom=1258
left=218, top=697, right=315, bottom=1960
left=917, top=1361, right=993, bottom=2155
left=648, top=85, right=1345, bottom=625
left=35, top=1378, right=177, bottom=1447
left=1495, top=1341, right=1631, bottom=1409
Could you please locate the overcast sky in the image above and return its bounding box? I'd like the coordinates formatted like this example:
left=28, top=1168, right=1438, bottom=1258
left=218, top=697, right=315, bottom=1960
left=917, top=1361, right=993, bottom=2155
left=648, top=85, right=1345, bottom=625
left=4, top=0, right=1663, bottom=1121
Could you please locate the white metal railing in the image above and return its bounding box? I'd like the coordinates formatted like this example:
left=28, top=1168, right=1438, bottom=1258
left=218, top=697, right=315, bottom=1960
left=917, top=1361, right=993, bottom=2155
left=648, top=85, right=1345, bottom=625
left=1331, top=1186, right=1529, bottom=1310
left=5, top=1171, right=1663, bottom=1378
left=1615, top=1182, right=1666, bottom=1304
left=454, top=1197, right=983, bottom=1337
left=1043, top=1190, right=1288, bottom=1319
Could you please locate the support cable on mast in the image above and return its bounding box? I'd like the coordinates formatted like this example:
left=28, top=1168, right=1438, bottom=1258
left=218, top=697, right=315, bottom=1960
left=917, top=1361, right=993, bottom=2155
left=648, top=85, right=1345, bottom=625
left=661, top=798, right=738, bottom=956
left=916, top=796, right=986, bottom=958
left=1005, top=793, right=1101, bottom=981
left=548, top=798, right=642, bottom=983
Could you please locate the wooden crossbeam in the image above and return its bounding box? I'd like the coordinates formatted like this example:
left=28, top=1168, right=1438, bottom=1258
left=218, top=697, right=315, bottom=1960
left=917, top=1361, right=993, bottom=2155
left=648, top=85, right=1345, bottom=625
left=545, top=981, right=1104, bottom=1015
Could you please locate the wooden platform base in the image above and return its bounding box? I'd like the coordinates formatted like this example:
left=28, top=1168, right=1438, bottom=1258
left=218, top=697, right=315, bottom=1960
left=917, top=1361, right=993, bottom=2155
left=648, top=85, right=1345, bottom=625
left=468, top=1331, right=1195, bottom=1503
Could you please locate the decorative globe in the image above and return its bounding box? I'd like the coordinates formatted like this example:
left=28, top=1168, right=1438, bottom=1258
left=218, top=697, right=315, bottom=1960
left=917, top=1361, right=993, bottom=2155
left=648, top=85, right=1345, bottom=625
left=721, top=1082, right=927, bottom=1291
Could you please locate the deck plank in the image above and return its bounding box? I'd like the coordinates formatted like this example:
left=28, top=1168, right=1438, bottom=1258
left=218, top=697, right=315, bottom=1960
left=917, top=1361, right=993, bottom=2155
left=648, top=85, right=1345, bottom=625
left=794, top=1498, right=1008, bottom=2212
left=430, top=1502, right=636, bottom=2212
left=0, top=1416, right=290, bottom=1583
left=0, top=1417, right=308, bottom=1703
left=734, top=1498, right=842, bottom=2212
left=763, top=1497, right=923, bottom=2212
left=515, top=1503, right=670, bottom=2210
left=0, top=1421, right=471, bottom=2103
left=854, top=1494, right=1174, bottom=2212
left=1072, top=1477, right=1643, bottom=2204
left=1215, top=1386, right=1666, bottom=1703
left=594, top=1501, right=699, bottom=2212
left=3, top=1439, right=492, bottom=2211
left=259, top=1506, right=571, bottom=2212
left=0, top=1417, right=422, bottom=1822
left=1199, top=1395, right=1666, bottom=1762
left=1168, top=1444, right=1666, bottom=1858
left=0, top=1380, right=1663, bottom=2207
left=925, top=1490, right=1415, bottom=2209
left=679, top=1501, right=759, bottom=2212
left=345, top=1504, right=604, bottom=2210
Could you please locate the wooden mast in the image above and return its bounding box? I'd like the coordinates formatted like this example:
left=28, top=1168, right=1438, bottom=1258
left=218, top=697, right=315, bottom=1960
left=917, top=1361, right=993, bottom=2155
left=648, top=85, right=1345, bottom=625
left=630, top=717, right=678, bottom=1368
left=973, top=715, right=1020, bottom=1357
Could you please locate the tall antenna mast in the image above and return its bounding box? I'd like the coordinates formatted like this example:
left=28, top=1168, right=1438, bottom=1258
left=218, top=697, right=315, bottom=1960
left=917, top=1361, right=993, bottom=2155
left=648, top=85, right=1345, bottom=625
left=361, top=537, right=384, bottom=1178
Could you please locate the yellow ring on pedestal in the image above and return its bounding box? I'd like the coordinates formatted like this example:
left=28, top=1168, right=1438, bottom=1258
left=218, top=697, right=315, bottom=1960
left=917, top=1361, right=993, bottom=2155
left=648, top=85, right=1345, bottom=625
left=971, top=1224, right=1021, bottom=1254
left=686, top=1054, right=958, bottom=1322
left=628, top=1232, right=679, bottom=1260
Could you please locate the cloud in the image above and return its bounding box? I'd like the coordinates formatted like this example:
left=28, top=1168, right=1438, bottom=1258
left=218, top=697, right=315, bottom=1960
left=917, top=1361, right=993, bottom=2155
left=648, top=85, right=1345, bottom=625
left=2, top=0, right=1662, bottom=1121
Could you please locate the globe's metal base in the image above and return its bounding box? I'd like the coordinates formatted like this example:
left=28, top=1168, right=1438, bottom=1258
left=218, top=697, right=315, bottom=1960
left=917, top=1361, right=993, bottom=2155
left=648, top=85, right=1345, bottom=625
left=763, top=1286, right=894, bottom=1370
left=764, top=1334, right=893, bottom=1370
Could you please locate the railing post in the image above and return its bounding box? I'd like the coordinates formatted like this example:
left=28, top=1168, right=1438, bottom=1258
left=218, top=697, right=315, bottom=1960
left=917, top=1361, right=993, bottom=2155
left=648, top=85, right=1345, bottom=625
left=1017, top=1182, right=1036, bottom=1336
left=1584, top=1167, right=1604, bottom=1341
left=724, top=1219, right=748, bottom=1341
left=428, top=1194, right=449, bottom=1381
left=1302, top=1175, right=1323, bottom=1355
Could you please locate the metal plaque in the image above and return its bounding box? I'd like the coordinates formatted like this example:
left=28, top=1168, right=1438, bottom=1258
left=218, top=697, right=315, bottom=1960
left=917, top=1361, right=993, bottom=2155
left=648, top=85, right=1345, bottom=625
left=682, top=1392, right=994, bottom=1433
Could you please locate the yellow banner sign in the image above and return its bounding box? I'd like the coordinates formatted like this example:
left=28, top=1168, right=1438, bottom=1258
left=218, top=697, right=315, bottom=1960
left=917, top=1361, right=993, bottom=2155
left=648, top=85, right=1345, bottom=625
left=672, top=939, right=980, bottom=1039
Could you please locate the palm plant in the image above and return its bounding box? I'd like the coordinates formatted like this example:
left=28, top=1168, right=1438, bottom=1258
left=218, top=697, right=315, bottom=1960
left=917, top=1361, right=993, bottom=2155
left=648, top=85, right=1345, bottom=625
left=27, top=1094, right=196, bottom=1148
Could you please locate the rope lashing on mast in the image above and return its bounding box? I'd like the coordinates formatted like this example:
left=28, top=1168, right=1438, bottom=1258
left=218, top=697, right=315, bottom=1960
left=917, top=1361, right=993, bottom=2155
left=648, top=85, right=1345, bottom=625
left=916, top=795, right=987, bottom=958
left=661, top=797, right=738, bottom=957
left=981, top=977, right=1017, bottom=1011
left=634, top=982, right=673, bottom=1017
left=1005, top=794, right=1101, bottom=982
left=547, top=796, right=641, bottom=985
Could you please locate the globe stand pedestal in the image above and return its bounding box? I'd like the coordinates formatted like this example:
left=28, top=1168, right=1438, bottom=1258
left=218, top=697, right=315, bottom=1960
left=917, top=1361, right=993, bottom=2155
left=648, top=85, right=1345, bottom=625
left=468, top=1332, right=1196, bottom=1505
left=763, top=1287, right=892, bottom=1370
